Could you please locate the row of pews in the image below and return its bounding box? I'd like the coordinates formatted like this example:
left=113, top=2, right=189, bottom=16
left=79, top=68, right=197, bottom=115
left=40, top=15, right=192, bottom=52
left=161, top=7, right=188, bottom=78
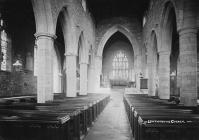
left=123, top=94, right=199, bottom=140
left=0, top=93, right=110, bottom=140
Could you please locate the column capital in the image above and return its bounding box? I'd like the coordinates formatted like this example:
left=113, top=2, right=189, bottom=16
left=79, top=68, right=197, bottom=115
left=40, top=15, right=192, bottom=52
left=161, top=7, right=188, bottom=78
left=178, top=27, right=197, bottom=36
left=35, top=32, right=57, bottom=40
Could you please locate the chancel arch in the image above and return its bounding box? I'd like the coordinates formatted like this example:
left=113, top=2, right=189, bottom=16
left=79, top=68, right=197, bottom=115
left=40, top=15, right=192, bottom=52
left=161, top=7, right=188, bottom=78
left=101, top=31, right=134, bottom=88
left=97, top=25, right=139, bottom=57
left=97, top=25, right=140, bottom=89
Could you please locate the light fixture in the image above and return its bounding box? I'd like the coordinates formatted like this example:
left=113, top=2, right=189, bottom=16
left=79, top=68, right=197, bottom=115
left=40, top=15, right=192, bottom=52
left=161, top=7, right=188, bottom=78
left=170, top=71, right=176, bottom=77
left=13, top=60, right=22, bottom=66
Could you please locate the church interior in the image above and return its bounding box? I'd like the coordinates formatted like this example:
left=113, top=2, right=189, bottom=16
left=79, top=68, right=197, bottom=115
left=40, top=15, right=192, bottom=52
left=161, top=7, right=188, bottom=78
left=0, top=0, right=198, bottom=140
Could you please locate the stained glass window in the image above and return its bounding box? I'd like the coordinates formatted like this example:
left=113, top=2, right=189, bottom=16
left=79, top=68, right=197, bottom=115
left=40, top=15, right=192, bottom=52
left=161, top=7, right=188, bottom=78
left=1, top=29, right=8, bottom=71
left=112, top=51, right=129, bottom=80
left=0, top=19, right=11, bottom=71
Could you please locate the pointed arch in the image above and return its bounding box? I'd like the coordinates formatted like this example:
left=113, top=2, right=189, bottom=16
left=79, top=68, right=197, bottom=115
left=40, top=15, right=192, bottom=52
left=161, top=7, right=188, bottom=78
left=97, top=25, right=140, bottom=57
left=55, top=7, right=72, bottom=53
left=160, top=1, right=177, bottom=52
left=54, top=6, right=71, bottom=34
left=77, top=32, right=88, bottom=64
left=32, top=0, right=54, bottom=33
left=54, top=7, right=68, bottom=94
left=160, top=1, right=179, bottom=98
left=150, top=31, right=158, bottom=55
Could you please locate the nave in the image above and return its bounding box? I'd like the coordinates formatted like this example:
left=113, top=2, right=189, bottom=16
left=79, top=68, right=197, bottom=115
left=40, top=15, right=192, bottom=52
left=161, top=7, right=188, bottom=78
left=0, top=93, right=110, bottom=140
left=1, top=89, right=199, bottom=140
left=0, top=0, right=198, bottom=139
left=84, top=89, right=199, bottom=140
left=85, top=90, right=132, bottom=140
left=124, top=93, right=199, bottom=140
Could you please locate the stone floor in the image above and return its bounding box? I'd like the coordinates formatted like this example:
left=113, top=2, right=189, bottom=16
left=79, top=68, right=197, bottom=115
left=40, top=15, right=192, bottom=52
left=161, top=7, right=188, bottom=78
left=85, top=89, right=133, bottom=140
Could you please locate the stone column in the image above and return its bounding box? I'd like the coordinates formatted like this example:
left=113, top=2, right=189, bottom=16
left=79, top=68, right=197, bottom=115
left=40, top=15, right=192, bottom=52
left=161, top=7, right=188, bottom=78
left=35, top=33, right=56, bottom=103
left=158, top=51, right=170, bottom=99
left=95, top=56, right=102, bottom=91
left=65, top=53, right=77, bottom=97
left=135, top=55, right=142, bottom=90
left=177, top=57, right=181, bottom=96
left=179, top=28, right=197, bottom=106
left=34, top=43, right=38, bottom=76
left=148, top=56, right=155, bottom=96
left=141, top=46, right=147, bottom=78
left=88, top=64, right=95, bottom=93
left=79, top=62, right=88, bottom=95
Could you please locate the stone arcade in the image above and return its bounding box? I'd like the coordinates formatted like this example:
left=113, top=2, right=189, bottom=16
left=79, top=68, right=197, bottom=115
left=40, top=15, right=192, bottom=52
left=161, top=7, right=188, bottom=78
left=0, top=0, right=198, bottom=140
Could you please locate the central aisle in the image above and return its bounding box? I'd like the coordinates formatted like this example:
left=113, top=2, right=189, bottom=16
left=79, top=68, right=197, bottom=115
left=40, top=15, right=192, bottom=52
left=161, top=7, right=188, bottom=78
left=85, top=90, right=133, bottom=140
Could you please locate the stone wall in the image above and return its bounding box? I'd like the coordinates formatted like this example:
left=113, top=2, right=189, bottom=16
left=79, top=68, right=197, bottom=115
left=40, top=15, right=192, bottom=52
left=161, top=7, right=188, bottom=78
left=31, top=0, right=96, bottom=101
left=143, top=0, right=182, bottom=47
left=102, top=41, right=134, bottom=87
left=0, top=71, right=36, bottom=97
left=143, top=0, right=198, bottom=106
left=93, top=17, right=142, bottom=90
left=96, top=17, right=142, bottom=54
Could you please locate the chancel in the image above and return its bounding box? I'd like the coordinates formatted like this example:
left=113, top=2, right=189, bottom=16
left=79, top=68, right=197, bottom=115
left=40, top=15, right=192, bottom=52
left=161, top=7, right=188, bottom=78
left=0, top=0, right=198, bottom=140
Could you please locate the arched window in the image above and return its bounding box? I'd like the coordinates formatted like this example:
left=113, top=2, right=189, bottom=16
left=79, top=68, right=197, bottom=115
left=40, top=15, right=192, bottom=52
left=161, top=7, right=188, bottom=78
left=112, top=51, right=129, bottom=80
left=0, top=18, right=12, bottom=72
left=1, top=19, right=8, bottom=71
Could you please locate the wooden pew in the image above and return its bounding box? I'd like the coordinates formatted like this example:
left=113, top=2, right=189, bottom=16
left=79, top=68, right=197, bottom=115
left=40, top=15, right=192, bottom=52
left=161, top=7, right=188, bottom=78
left=133, top=108, right=196, bottom=140
left=0, top=110, right=71, bottom=140
left=138, top=115, right=199, bottom=140
left=0, top=93, right=110, bottom=140
left=123, top=94, right=199, bottom=140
